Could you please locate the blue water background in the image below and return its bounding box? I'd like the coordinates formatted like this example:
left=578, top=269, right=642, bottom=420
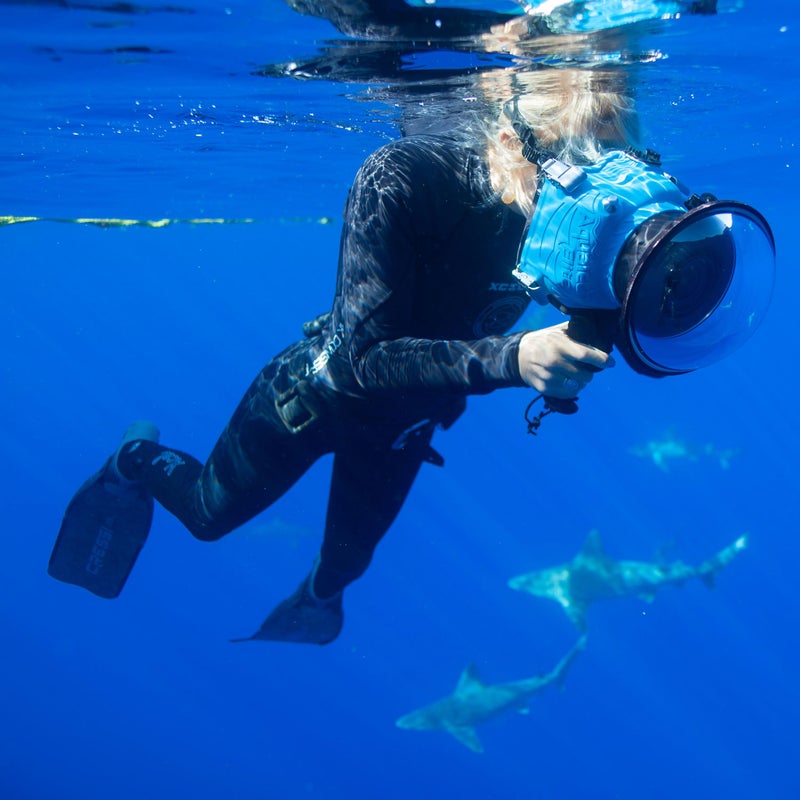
left=2, top=2, right=799, bottom=798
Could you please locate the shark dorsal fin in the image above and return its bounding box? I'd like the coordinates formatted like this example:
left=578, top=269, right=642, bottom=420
left=456, top=663, right=483, bottom=694
left=446, top=724, right=484, bottom=753
left=580, top=529, right=605, bottom=558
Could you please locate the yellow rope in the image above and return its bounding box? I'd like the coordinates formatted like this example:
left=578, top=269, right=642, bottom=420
left=0, top=215, right=334, bottom=228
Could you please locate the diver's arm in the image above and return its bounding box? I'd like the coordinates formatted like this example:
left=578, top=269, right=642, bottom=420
left=338, top=141, right=525, bottom=395
left=286, top=0, right=520, bottom=40
left=353, top=332, right=526, bottom=395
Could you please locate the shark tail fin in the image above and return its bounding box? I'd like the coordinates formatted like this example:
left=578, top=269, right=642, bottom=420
left=552, top=634, right=588, bottom=690
left=697, top=534, right=748, bottom=588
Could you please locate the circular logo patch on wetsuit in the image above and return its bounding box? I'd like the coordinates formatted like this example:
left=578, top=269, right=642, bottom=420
left=473, top=296, right=529, bottom=337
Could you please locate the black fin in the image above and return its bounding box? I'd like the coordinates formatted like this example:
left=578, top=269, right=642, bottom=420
left=48, top=468, right=153, bottom=599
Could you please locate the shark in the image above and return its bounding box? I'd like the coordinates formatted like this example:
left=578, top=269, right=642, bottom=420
left=629, top=430, right=738, bottom=471
left=395, top=635, right=586, bottom=753
left=508, top=531, right=748, bottom=631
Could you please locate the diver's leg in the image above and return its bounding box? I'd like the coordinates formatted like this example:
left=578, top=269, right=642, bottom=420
left=235, top=427, right=431, bottom=645
left=313, top=431, right=431, bottom=597
left=117, top=348, right=331, bottom=541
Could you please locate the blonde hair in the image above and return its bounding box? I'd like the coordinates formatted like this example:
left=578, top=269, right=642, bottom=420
left=486, top=69, right=641, bottom=216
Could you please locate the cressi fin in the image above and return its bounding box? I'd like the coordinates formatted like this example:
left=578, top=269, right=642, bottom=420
left=48, top=466, right=154, bottom=599
left=231, top=571, right=344, bottom=645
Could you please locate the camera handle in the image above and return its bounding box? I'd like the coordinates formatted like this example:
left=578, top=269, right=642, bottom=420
left=524, top=309, right=617, bottom=434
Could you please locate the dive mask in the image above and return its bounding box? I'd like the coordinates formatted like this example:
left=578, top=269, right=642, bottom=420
left=508, top=102, right=776, bottom=378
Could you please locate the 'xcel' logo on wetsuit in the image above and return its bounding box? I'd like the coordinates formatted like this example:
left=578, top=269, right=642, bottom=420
left=488, top=282, right=526, bottom=292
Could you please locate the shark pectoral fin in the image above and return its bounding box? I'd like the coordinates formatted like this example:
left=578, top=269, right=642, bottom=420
left=507, top=572, right=534, bottom=593
left=447, top=725, right=483, bottom=753
left=565, top=603, right=588, bottom=631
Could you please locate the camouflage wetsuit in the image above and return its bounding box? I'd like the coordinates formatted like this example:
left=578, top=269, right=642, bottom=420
left=118, top=135, right=530, bottom=595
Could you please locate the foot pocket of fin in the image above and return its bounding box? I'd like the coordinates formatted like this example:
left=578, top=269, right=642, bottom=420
left=232, top=578, right=344, bottom=646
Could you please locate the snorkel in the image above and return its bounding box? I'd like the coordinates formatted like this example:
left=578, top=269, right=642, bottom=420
left=504, top=98, right=776, bottom=430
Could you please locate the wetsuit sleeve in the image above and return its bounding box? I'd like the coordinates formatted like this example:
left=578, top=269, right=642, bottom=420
left=337, top=142, right=525, bottom=396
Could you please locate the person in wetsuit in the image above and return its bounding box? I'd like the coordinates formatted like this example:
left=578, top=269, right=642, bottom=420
left=113, top=69, right=633, bottom=645
left=51, top=67, right=633, bottom=644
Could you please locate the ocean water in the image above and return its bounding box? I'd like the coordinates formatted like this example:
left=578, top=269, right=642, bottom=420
left=2, top=1, right=799, bottom=798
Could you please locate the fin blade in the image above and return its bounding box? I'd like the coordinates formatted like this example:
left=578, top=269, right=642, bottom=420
left=232, top=580, right=343, bottom=645
left=48, top=469, right=153, bottom=599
